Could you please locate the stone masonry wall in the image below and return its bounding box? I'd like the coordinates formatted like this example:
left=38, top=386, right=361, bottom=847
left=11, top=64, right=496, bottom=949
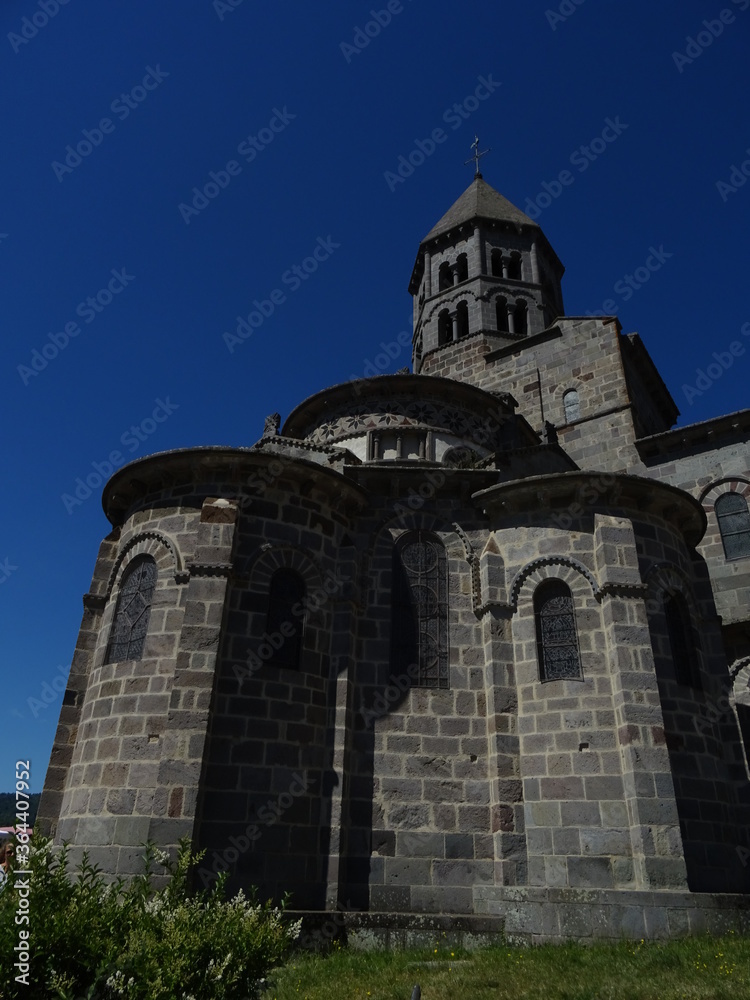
left=497, top=512, right=688, bottom=893
left=355, top=502, right=495, bottom=914
left=49, top=503, right=201, bottom=873
left=640, top=438, right=750, bottom=637
left=194, top=477, right=359, bottom=910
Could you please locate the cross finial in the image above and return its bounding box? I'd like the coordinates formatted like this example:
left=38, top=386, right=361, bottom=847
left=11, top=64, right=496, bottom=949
left=465, top=135, right=490, bottom=178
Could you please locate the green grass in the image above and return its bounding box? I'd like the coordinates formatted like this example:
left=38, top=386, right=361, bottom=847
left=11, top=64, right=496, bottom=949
left=267, top=932, right=750, bottom=1000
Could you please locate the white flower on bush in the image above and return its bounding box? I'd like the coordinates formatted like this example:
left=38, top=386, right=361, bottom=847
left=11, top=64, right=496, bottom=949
left=105, top=970, right=136, bottom=997
left=143, top=895, right=165, bottom=915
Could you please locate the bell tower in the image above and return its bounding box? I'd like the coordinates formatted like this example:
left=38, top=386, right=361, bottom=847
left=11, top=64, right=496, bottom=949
left=409, top=163, right=565, bottom=383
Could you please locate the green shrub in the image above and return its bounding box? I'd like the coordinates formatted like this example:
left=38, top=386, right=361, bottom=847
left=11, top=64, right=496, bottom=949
left=0, top=835, right=299, bottom=1000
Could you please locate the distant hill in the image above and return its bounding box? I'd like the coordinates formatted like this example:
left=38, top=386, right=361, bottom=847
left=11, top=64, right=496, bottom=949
left=0, top=792, right=40, bottom=827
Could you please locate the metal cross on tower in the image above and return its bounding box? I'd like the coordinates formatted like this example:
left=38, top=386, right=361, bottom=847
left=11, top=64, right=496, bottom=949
left=465, top=135, right=490, bottom=178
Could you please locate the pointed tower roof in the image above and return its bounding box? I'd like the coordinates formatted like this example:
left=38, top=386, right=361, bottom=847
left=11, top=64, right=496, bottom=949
left=422, top=175, right=539, bottom=243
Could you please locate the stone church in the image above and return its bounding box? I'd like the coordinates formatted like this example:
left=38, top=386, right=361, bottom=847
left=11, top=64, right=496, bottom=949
left=39, top=170, right=750, bottom=941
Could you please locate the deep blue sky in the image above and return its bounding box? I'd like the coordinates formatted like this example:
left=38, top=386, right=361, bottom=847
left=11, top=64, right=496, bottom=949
left=2, top=0, right=749, bottom=791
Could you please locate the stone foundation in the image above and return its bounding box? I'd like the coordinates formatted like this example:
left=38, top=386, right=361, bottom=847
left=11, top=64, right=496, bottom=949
left=290, top=890, right=750, bottom=949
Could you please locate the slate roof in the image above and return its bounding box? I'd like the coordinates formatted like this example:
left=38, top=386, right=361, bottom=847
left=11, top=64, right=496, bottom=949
left=422, top=175, right=540, bottom=242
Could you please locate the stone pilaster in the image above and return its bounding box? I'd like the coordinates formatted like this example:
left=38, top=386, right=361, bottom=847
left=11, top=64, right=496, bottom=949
left=148, top=498, right=238, bottom=850
left=325, top=544, right=360, bottom=908
left=594, top=515, right=689, bottom=890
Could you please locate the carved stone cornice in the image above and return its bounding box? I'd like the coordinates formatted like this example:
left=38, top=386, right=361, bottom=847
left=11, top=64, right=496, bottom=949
left=82, top=593, right=106, bottom=612
left=186, top=563, right=233, bottom=579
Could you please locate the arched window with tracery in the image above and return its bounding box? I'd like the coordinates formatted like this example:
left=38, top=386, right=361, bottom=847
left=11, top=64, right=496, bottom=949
left=534, top=580, right=582, bottom=681
left=105, top=556, right=158, bottom=664
left=391, top=531, right=448, bottom=688
left=716, top=492, right=750, bottom=559
left=563, top=389, right=581, bottom=423
left=266, top=568, right=306, bottom=669
left=664, top=592, right=700, bottom=688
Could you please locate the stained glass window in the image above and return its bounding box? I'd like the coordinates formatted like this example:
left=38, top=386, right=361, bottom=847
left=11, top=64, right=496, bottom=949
left=664, top=592, right=700, bottom=688
left=534, top=580, right=582, bottom=681
left=105, top=556, right=157, bottom=663
left=391, top=531, right=448, bottom=688
left=716, top=492, right=750, bottom=560
left=266, top=568, right=305, bottom=669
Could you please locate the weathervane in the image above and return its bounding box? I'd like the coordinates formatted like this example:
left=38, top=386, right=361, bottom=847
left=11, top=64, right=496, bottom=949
left=465, top=135, right=490, bottom=178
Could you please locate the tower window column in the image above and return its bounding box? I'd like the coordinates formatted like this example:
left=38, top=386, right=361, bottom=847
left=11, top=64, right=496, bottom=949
left=474, top=224, right=484, bottom=276
left=531, top=241, right=540, bottom=284
left=506, top=303, right=516, bottom=335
